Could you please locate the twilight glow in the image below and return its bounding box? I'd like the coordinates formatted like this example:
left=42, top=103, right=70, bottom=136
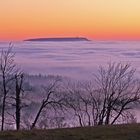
left=0, top=0, right=140, bottom=40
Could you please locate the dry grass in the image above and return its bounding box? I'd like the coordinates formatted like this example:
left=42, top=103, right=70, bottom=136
left=0, top=124, right=140, bottom=140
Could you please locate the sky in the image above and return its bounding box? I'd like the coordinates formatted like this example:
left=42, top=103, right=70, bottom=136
left=0, top=0, right=140, bottom=41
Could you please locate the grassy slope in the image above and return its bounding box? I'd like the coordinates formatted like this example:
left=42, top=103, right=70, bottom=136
left=0, top=124, right=140, bottom=140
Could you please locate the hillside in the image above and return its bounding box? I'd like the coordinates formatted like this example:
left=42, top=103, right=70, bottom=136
left=1, top=124, right=140, bottom=140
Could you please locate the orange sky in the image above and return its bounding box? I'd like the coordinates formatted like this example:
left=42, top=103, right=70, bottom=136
left=1, top=0, right=140, bottom=40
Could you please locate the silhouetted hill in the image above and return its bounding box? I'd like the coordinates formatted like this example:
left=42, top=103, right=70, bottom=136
left=24, top=37, right=90, bottom=42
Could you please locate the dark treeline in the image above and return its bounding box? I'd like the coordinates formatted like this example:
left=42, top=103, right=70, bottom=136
left=0, top=46, right=140, bottom=131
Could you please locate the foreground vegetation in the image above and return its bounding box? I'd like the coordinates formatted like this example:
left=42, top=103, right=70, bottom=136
left=0, top=124, right=140, bottom=140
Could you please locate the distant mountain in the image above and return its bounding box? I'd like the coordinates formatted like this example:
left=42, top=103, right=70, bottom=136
left=24, top=37, right=90, bottom=42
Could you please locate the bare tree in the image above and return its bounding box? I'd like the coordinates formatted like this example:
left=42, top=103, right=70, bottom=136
left=94, top=63, right=140, bottom=125
left=0, top=46, right=16, bottom=131
left=14, top=72, right=24, bottom=130
left=63, top=80, right=94, bottom=127
left=31, top=77, right=64, bottom=129
left=79, top=81, right=102, bottom=126
left=63, top=63, right=140, bottom=127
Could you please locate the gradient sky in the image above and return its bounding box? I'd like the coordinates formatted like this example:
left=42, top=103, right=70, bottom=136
left=1, top=0, right=140, bottom=40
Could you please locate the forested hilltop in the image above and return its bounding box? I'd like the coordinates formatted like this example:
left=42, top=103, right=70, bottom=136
left=24, top=37, right=90, bottom=42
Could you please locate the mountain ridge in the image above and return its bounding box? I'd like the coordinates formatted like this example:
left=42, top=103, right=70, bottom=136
left=24, top=37, right=90, bottom=42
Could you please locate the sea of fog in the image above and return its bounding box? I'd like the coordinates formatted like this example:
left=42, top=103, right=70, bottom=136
left=0, top=40, right=140, bottom=79
left=1, top=40, right=140, bottom=122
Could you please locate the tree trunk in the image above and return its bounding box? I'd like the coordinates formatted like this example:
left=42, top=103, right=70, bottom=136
left=31, top=102, right=45, bottom=129
left=15, top=74, right=24, bottom=130
left=16, top=87, right=21, bottom=130
left=1, top=75, right=7, bottom=131
left=1, top=94, right=6, bottom=131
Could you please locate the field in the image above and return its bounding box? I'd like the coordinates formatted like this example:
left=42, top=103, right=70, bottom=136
left=0, top=124, right=140, bottom=140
